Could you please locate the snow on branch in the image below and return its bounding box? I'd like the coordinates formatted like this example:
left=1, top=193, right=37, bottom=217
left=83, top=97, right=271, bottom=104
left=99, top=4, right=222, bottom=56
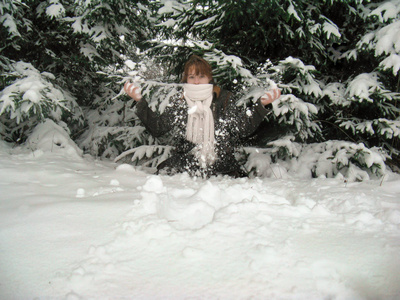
left=380, top=53, right=400, bottom=75
left=322, top=17, right=341, bottom=40
left=346, top=72, right=384, bottom=103
left=273, top=56, right=322, bottom=97
left=0, top=13, right=21, bottom=38
left=0, top=61, right=82, bottom=125
left=369, top=0, right=400, bottom=22
left=45, top=0, right=65, bottom=19
left=115, top=145, right=173, bottom=168
left=245, top=139, right=386, bottom=181
left=204, top=49, right=258, bottom=87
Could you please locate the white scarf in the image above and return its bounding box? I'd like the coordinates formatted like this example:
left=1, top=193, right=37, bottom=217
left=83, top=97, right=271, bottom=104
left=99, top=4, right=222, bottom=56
left=183, top=84, right=215, bottom=167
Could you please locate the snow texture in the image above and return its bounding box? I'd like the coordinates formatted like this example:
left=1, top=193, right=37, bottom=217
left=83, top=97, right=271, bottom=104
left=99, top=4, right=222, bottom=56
left=1, top=121, right=399, bottom=299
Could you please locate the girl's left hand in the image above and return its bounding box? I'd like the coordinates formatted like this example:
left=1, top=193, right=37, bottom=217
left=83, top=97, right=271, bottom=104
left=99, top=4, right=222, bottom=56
left=260, top=88, right=281, bottom=106
left=124, top=81, right=142, bottom=101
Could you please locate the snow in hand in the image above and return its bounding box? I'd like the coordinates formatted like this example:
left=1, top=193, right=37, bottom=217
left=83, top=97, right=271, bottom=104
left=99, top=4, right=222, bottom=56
left=1, top=121, right=400, bottom=300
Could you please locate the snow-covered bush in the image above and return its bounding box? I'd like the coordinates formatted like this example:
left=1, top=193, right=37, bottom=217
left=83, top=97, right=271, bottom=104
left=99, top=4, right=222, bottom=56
left=204, top=48, right=259, bottom=92
left=26, top=119, right=83, bottom=159
left=114, top=145, right=173, bottom=168
left=356, top=0, right=400, bottom=76
left=0, top=61, right=84, bottom=143
left=261, top=57, right=323, bottom=142
left=144, top=0, right=400, bottom=174
left=77, top=58, right=178, bottom=159
left=328, top=1, right=400, bottom=162
left=0, top=0, right=27, bottom=55
left=273, top=56, right=323, bottom=101
left=326, top=71, right=400, bottom=158
left=76, top=89, right=147, bottom=158
left=2, top=0, right=398, bottom=177
left=245, top=139, right=387, bottom=181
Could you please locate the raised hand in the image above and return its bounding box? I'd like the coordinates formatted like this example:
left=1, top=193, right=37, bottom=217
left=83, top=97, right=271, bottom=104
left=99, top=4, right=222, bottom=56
left=124, top=81, right=142, bottom=102
left=260, top=88, right=281, bottom=106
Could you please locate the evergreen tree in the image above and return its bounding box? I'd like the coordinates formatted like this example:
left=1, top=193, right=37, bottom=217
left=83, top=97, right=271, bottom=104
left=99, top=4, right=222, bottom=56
left=146, top=0, right=399, bottom=169
left=1, top=0, right=156, bottom=142
left=1, top=0, right=399, bottom=175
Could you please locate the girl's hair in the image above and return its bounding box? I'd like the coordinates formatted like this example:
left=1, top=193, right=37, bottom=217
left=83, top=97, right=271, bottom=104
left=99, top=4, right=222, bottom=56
left=181, top=55, right=213, bottom=83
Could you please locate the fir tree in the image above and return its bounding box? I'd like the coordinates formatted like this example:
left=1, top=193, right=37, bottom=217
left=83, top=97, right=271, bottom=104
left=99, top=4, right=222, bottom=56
left=146, top=0, right=399, bottom=170
left=1, top=0, right=156, bottom=142
left=1, top=0, right=399, bottom=175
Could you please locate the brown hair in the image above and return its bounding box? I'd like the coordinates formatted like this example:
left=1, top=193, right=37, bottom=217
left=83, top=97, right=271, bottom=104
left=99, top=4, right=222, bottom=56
left=181, top=55, right=213, bottom=83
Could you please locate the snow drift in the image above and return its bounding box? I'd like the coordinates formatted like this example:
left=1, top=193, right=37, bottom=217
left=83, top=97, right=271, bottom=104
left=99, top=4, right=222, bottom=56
left=0, top=121, right=399, bottom=299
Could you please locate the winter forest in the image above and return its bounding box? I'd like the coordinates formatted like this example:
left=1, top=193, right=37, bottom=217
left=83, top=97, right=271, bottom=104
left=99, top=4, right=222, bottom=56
left=1, top=0, right=400, bottom=299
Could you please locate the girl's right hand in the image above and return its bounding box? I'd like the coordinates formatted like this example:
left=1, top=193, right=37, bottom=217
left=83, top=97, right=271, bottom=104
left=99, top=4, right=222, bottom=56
left=124, top=81, right=142, bottom=101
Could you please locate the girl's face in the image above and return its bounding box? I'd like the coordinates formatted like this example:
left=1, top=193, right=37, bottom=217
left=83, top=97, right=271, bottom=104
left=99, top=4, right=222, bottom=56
left=186, top=67, right=211, bottom=84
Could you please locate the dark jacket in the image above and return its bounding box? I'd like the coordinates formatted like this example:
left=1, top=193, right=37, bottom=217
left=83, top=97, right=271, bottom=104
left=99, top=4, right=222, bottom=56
left=136, top=85, right=269, bottom=177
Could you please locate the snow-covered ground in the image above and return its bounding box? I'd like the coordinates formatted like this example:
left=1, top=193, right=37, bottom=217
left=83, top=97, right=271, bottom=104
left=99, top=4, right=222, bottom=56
left=1, top=123, right=400, bottom=300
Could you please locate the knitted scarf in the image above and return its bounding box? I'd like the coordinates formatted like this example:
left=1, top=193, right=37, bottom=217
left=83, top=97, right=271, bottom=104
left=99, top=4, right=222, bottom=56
left=183, top=84, right=215, bottom=167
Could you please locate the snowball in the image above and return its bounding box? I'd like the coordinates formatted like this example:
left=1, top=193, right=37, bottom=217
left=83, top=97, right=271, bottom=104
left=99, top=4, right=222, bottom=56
left=142, top=176, right=165, bottom=193
left=115, top=164, right=136, bottom=173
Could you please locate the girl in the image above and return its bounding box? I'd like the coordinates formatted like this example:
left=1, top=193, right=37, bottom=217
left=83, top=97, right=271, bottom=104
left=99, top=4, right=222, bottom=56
left=124, top=55, right=280, bottom=177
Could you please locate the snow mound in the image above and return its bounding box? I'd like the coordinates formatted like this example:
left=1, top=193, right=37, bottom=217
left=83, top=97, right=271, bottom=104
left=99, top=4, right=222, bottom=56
left=157, top=185, right=216, bottom=230
left=26, top=119, right=83, bottom=158
left=142, top=175, right=165, bottom=193
left=115, top=163, right=136, bottom=173
left=1, top=141, right=400, bottom=299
